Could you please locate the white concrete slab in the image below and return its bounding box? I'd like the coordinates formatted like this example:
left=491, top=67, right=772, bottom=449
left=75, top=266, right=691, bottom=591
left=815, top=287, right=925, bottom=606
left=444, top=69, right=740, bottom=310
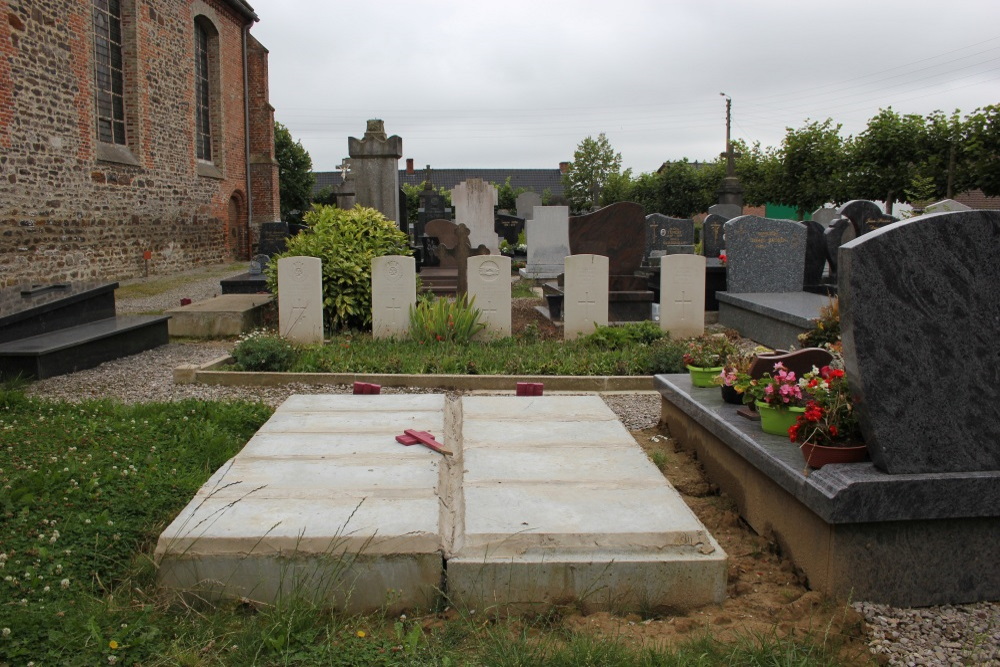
left=155, top=394, right=451, bottom=613
left=157, top=394, right=726, bottom=615
left=449, top=395, right=726, bottom=613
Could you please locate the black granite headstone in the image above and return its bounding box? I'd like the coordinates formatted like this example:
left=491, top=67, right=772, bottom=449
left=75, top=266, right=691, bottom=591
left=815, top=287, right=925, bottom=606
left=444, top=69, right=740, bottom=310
left=258, top=222, right=290, bottom=257
left=802, top=220, right=827, bottom=287
left=702, top=213, right=727, bottom=259
left=645, top=214, right=694, bottom=266
left=861, top=214, right=899, bottom=235
left=840, top=210, right=1000, bottom=474
left=824, top=217, right=855, bottom=282
left=838, top=200, right=883, bottom=238
left=494, top=214, right=525, bottom=246
left=416, top=191, right=448, bottom=241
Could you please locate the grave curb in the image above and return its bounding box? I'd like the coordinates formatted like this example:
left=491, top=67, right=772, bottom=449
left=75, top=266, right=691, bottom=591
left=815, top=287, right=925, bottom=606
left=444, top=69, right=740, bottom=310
left=173, top=355, right=653, bottom=391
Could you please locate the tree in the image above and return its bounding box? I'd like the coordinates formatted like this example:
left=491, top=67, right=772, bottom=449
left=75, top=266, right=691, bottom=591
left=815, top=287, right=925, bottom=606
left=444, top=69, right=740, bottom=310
left=656, top=160, right=714, bottom=217
left=597, top=168, right=635, bottom=208
left=964, top=104, right=1000, bottom=196
left=562, top=133, right=622, bottom=213
left=775, top=119, right=846, bottom=219
left=494, top=176, right=526, bottom=211
left=922, top=110, right=971, bottom=199
left=274, top=121, right=315, bottom=224
left=732, top=140, right=782, bottom=207
left=847, top=108, right=926, bottom=212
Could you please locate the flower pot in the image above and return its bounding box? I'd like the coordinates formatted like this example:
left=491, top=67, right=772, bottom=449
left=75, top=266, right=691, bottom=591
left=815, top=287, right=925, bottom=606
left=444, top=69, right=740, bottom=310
left=687, top=365, right=723, bottom=388
left=755, top=400, right=805, bottom=436
left=721, top=384, right=742, bottom=405
left=800, top=441, right=868, bottom=469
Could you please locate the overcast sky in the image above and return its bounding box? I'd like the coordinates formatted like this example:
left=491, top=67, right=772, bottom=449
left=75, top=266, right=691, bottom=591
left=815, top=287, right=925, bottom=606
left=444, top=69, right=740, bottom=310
left=250, top=1, right=1000, bottom=174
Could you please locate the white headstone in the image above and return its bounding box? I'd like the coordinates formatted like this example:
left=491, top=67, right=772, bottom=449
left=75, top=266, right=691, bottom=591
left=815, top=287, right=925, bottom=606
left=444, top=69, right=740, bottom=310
left=563, top=254, right=608, bottom=340
left=659, top=255, right=706, bottom=339
left=519, top=205, right=569, bottom=279
left=515, top=191, right=542, bottom=220
left=452, top=179, right=499, bottom=253
left=371, top=255, right=416, bottom=339
left=277, top=256, right=324, bottom=344
left=924, top=199, right=972, bottom=214
left=467, top=255, right=511, bottom=340
left=810, top=206, right=839, bottom=227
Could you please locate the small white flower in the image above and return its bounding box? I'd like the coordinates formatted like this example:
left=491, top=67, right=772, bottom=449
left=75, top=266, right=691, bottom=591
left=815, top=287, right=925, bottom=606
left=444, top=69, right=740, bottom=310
left=2, top=627, right=10, bottom=637
left=60, top=578, right=70, bottom=589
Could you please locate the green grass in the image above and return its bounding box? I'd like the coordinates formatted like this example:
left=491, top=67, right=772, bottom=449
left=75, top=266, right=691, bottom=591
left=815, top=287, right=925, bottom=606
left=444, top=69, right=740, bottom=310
left=233, top=321, right=691, bottom=376
left=0, top=390, right=855, bottom=665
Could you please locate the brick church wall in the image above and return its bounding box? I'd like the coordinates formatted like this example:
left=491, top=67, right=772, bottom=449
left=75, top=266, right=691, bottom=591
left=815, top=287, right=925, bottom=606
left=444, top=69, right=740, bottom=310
left=0, top=0, right=277, bottom=287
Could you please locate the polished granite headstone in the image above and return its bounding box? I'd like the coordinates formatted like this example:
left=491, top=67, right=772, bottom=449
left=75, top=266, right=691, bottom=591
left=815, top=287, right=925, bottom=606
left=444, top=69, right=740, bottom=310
left=840, top=209, right=1000, bottom=474
left=723, top=216, right=806, bottom=293
left=644, top=214, right=694, bottom=266
left=258, top=222, right=290, bottom=257
left=701, top=213, right=728, bottom=259
left=0, top=281, right=116, bottom=342
left=838, top=200, right=883, bottom=238
left=860, top=214, right=899, bottom=235
left=494, top=214, right=524, bottom=246
left=824, top=217, right=855, bottom=283
left=802, top=220, right=828, bottom=287
left=568, top=201, right=646, bottom=276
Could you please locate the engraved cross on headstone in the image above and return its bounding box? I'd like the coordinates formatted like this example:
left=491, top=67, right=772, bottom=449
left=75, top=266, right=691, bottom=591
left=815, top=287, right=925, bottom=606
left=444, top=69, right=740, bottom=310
left=674, top=289, right=693, bottom=323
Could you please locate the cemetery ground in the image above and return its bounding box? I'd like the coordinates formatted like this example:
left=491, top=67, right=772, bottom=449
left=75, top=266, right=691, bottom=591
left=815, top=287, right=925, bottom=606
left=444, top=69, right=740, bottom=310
left=3, top=263, right=998, bottom=665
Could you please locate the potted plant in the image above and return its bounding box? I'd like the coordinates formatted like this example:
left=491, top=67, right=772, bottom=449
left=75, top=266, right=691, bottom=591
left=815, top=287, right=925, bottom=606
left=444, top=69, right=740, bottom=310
left=683, top=334, right=738, bottom=388
left=735, top=362, right=806, bottom=435
left=790, top=365, right=867, bottom=468
left=716, top=345, right=771, bottom=404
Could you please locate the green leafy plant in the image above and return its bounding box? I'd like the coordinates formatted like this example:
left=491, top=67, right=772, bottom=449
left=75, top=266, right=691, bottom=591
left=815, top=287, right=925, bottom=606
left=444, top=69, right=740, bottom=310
left=682, top=334, right=738, bottom=369
left=647, top=337, right=689, bottom=373
left=798, top=297, right=841, bottom=349
left=409, top=295, right=486, bottom=344
left=581, top=321, right=666, bottom=350
left=266, top=205, right=411, bottom=331
left=790, top=364, right=862, bottom=447
left=231, top=329, right=298, bottom=371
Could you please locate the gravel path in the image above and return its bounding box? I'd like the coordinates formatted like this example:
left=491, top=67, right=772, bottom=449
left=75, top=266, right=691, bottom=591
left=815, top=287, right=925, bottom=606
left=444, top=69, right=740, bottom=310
left=16, top=263, right=1000, bottom=665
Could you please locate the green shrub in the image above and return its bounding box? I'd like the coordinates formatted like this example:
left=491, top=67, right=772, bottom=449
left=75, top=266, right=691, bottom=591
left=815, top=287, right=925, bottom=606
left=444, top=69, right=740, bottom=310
left=581, top=321, right=666, bottom=349
left=231, top=330, right=298, bottom=371
left=265, top=205, right=411, bottom=331
left=647, top=337, right=689, bottom=373
left=409, top=295, right=486, bottom=344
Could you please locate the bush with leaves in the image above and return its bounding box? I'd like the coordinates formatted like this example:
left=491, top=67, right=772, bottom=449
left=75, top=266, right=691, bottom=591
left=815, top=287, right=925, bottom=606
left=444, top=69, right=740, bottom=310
left=409, top=295, right=485, bottom=344
left=266, top=205, right=411, bottom=331
left=231, top=330, right=298, bottom=371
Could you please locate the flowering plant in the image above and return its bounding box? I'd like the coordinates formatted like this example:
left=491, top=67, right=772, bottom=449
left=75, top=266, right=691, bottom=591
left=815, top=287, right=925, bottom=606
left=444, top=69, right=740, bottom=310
left=718, top=252, right=727, bottom=265
left=715, top=346, right=771, bottom=387
left=682, top=334, right=737, bottom=369
left=735, top=362, right=804, bottom=407
left=789, top=365, right=862, bottom=447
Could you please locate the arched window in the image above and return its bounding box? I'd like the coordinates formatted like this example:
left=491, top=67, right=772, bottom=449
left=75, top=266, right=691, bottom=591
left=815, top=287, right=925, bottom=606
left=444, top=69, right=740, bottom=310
left=93, top=0, right=125, bottom=145
left=194, top=20, right=212, bottom=161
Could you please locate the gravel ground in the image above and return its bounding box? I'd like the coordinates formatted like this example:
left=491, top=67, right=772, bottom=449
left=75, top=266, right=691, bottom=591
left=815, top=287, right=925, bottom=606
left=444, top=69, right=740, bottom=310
left=16, top=263, right=1000, bottom=665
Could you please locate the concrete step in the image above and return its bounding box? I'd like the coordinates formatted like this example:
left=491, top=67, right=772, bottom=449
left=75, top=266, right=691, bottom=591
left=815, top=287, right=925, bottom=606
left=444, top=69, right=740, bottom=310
left=165, top=294, right=274, bottom=337
left=0, top=315, right=169, bottom=380
left=155, top=394, right=726, bottom=614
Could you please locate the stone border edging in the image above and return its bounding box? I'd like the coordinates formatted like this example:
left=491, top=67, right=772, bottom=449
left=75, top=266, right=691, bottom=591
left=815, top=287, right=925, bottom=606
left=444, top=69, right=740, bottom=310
left=174, top=355, right=653, bottom=391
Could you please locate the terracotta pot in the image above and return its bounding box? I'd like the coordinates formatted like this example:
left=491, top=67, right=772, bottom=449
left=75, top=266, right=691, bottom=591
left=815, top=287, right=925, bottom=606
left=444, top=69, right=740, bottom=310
left=800, top=441, right=868, bottom=469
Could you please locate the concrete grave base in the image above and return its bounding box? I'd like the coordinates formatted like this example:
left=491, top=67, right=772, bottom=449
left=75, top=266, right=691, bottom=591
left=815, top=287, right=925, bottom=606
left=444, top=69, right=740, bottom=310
left=656, top=373, right=1000, bottom=607
left=717, top=291, right=830, bottom=349
left=156, top=394, right=726, bottom=614
left=165, top=294, right=274, bottom=338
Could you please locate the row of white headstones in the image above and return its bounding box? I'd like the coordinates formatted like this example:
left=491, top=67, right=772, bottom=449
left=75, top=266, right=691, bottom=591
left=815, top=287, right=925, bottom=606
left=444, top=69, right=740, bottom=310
left=275, top=254, right=709, bottom=343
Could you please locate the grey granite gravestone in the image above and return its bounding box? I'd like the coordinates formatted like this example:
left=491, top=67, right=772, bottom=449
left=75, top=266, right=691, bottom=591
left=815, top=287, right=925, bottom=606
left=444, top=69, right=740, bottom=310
left=723, top=216, right=806, bottom=293
left=515, top=191, right=542, bottom=220
left=840, top=210, right=1000, bottom=474
left=824, top=217, right=856, bottom=283
left=839, top=200, right=883, bottom=237
left=702, top=213, right=727, bottom=259
left=645, top=214, right=694, bottom=266
left=802, top=220, right=827, bottom=287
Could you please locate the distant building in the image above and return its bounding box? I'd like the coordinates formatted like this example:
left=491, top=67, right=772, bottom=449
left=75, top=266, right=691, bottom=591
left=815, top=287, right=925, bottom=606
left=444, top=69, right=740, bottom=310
left=0, top=0, right=280, bottom=287
left=953, top=189, right=1000, bottom=210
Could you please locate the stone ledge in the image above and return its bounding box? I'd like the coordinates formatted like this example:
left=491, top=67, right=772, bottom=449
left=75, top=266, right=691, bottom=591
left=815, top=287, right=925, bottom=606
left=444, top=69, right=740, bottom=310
left=655, top=373, right=1000, bottom=524
left=175, top=355, right=654, bottom=391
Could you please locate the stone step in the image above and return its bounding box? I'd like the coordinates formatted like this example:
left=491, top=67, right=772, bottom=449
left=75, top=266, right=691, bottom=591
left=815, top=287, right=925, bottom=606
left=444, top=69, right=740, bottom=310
left=155, top=394, right=726, bottom=614
left=0, top=281, right=118, bottom=344
left=0, top=315, right=169, bottom=380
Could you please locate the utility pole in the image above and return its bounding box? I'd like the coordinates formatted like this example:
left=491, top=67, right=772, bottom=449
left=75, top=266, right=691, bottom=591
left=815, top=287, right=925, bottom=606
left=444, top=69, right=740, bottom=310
left=716, top=93, right=743, bottom=208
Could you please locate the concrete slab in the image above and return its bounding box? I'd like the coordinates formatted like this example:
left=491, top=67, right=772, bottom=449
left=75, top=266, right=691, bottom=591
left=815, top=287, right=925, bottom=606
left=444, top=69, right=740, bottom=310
left=165, top=294, right=274, bottom=337
left=157, top=393, right=726, bottom=614
left=449, top=395, right=726, bottom=613
left=155, top=394, right=450, bottom=613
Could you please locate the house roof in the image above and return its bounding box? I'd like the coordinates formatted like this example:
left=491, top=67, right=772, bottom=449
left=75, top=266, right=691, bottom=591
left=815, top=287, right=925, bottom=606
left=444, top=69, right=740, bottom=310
left=312, top=168, right=565, bottom=199
left=953, top=189, right=1000, bottom=210
left=223, top=0, right=258, bottom=22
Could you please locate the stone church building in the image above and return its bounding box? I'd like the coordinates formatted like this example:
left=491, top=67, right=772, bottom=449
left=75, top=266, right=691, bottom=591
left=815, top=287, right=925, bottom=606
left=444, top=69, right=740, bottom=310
left=0, top=0, right=280, bottom=287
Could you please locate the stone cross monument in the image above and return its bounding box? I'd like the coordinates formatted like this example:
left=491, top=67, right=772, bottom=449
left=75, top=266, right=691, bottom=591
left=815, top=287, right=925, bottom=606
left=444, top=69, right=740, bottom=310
left=348, top=120, right=403, bottom=225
